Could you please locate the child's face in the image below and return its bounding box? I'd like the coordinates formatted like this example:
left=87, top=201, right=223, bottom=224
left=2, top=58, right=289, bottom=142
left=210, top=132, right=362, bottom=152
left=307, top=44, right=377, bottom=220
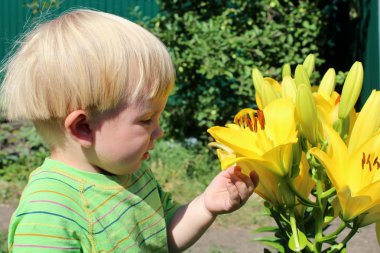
left=90, top=96, right=168, bottom=175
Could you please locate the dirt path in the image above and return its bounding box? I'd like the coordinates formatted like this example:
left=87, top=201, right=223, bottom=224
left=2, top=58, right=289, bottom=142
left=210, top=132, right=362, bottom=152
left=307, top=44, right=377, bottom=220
left=185, top=223, right=378, bottom=252
left=1, top=204, right=378, bottom=252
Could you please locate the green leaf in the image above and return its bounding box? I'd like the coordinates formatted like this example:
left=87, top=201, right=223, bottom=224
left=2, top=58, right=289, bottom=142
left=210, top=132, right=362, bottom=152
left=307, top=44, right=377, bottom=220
left=324, top=205, right=335, bottom=224
left=261, top=242, right=285, bottom=253
left=326, top=244, right=346, bottom=253
left=253, top=226, right=279, bottom=233
left=254, top=236, right=280, bottom=243
left=254, top=237, right=285, bottom=253
left=288, top=230, right=308, bottom=252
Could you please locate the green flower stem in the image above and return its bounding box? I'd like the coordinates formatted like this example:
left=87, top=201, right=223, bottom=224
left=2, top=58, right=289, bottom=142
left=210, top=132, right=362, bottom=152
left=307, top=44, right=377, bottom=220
left=313, top=170, right=326, bottom=252
left=316, top=221, right=346, bottom=243
left=290, top=208, right=301, bottom=252
left=269, top=207, right=289, bottom=237
left=321, top=221, right=358, bottom=253
left=320, top=187, right=336, bottom=199
left=313, top=208, right=323, bottom=253
left=286, top=180, right=319, bottom=207
left=335, top=220, right=359, bottom=252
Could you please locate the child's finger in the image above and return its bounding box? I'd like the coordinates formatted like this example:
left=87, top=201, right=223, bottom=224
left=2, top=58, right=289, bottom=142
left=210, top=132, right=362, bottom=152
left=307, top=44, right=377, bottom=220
left=226, top=181, right=241, bottom=207
left=230, top=173, right=252, bottom=203
left=225, top=165, right=241, bottom=176
left=233, top=169, right=258, bottom=193
left=250, top=171, right=259, bottom=189
left=227, top=166, right=259, bottom=192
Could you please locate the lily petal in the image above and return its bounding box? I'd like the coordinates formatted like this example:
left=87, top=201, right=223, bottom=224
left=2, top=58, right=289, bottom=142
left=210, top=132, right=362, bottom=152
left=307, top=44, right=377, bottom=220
left=208, top=126, right=267, bottom=158
left=310, top=126, right=348, bottom=190
left=348, top=90, right=380, bottom=154
left=264, top=98, right=297, bottom=145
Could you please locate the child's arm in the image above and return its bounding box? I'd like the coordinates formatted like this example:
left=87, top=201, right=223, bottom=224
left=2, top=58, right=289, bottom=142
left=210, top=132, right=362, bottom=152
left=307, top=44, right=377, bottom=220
left=167, top=165, right=259, bottom=252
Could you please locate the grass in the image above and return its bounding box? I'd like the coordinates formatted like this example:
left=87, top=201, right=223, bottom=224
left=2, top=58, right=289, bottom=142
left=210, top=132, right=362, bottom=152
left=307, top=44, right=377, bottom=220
left=0, top=232, right=7, bottom=253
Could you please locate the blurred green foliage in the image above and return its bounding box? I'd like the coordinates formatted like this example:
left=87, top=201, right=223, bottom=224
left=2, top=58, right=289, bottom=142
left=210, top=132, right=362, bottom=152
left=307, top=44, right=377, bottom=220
left=146, top=0, right=367, bottom=140
left=0, top=120, right=49, bottom=183
left=23, top=0, right=60, bottom=16
left=0, top=232, right=7, bottom=253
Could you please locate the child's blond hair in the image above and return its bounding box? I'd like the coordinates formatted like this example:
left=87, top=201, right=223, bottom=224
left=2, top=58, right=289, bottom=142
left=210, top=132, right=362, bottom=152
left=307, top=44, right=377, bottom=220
left=0, top=9, right=175, bottom=122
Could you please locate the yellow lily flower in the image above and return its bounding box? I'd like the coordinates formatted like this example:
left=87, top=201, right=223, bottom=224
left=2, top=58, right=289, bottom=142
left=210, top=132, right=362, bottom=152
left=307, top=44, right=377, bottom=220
left=212, top=149, right=295, bottom=207
left=210, top=142, right=313, bottom=209
left=207, top=98, right=298, bottom=177
left=309, top=125, right=380, bottom=222
left=313, top=91, right=340, bottom=128
left=314, top=90, right=357, bottom=142
left=310, top=91, right=380, bottom=223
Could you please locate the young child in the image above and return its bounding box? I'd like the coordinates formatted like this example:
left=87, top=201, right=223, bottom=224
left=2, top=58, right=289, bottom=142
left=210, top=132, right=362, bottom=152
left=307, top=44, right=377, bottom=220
left=0, top=10, right=259, bottom=253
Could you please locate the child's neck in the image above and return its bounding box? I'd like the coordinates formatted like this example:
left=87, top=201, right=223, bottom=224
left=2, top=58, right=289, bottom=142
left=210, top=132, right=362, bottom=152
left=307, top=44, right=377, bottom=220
left=50, top=146, right=106, bottom=174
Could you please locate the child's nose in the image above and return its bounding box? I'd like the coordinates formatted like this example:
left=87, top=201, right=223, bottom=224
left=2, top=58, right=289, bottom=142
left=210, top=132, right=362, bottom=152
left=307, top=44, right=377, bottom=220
left=153, top=126, right=164, bottom=140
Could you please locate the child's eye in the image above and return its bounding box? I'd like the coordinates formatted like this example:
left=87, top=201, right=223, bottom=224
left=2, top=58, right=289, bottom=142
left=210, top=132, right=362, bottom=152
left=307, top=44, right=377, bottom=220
left=141, top=119, right=152, bottom=125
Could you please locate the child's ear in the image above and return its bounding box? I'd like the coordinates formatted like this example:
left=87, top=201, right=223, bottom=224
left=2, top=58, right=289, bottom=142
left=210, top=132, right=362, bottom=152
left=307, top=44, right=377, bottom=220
left=64, top=110, right=93, bottom=148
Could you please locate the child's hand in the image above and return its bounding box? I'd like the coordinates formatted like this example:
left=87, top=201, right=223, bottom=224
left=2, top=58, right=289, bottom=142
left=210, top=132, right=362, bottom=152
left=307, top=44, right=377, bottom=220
left=203, top=165, right=259, bottom=216
left=167, top=165, right=258, bottom=250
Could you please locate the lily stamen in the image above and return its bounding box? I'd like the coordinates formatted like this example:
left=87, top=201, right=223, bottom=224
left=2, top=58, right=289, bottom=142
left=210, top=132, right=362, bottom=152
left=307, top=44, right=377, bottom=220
left=234, top=109, right=265, bottom=132
left=373, top=157, right=380, bottom=170
left=361, top=152, right=380, bottom=171
left=362, top=153, right=366, bottom=170
left=335, top=95, right=341, bottom=106
left=367, top=154, right=372, bottom=171
left=253, top=117, right=258, bottom=132
left=243, top=115, right=253, bottom=132
left=257, top=110, right=265, bottom=130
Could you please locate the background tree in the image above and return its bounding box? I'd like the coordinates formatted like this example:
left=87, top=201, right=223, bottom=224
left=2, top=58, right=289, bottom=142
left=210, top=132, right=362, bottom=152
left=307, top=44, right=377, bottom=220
left=147, top=0, right=370, bottom=141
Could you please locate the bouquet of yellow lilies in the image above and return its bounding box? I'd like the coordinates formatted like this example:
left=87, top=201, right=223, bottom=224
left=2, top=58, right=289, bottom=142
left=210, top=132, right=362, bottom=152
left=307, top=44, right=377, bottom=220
left=208, top=55, right=380, bottom=252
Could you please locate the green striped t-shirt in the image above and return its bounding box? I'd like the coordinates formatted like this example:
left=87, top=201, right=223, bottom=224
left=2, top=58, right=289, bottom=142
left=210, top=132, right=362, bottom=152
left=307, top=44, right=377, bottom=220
left=8, top=158, right=180, bottom=252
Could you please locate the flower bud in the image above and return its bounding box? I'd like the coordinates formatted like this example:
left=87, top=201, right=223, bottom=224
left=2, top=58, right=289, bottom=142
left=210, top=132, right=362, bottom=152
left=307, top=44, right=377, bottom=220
left=252, top=68, right=264, bottom=99
left=338, top=61, right=363, bottom=119
left=295, top=65, right=311, bottom=89
left=282, top=63, right=292, bottom=78
left=318, top=68, right=336, bottom=99
left=296, top=83, right=319, bottom=146
left=289, top=142, right=302, bottom=179
left=282, top=76, right=297, bottom=102
left=302, top=54, right=315, bottom=77
left=261, top=79, right=280, bottom=108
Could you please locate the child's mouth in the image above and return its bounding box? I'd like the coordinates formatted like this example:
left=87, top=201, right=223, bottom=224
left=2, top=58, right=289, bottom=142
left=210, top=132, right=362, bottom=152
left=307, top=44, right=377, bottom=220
left=142, top=152, right=150, bottom=160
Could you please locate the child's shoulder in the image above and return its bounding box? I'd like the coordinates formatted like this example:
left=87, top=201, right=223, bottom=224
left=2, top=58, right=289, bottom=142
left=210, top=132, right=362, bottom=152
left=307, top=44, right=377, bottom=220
left=23, top=163, right=84, bottom=196
left=12, top=160, right=89, bottom=226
